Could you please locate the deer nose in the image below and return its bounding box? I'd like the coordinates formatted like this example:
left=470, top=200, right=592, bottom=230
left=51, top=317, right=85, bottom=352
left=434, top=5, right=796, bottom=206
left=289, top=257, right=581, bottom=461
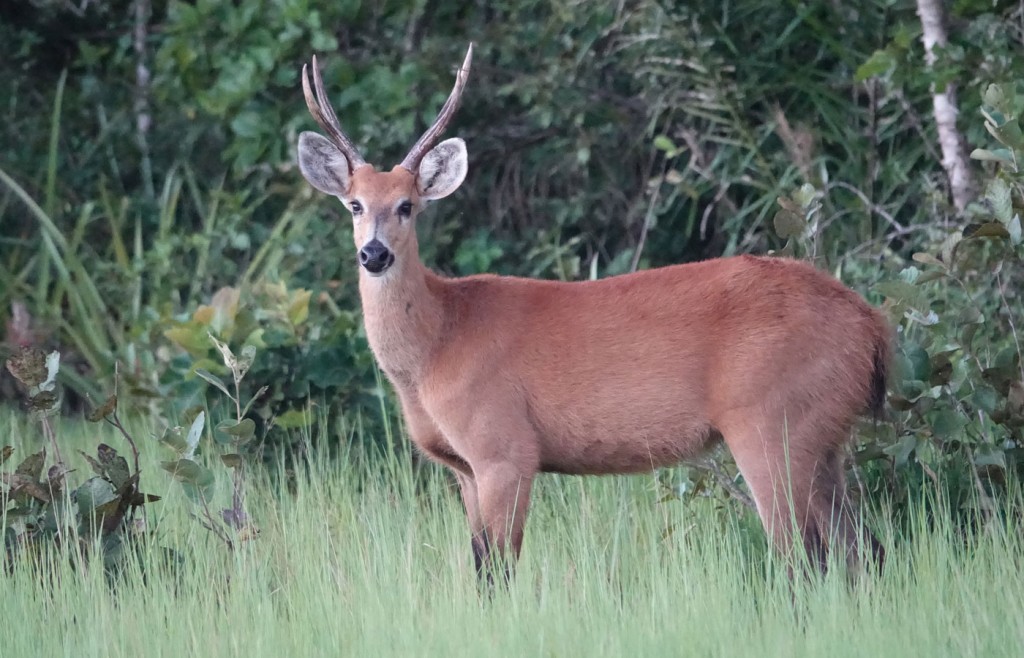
left=359, top=239, right=395, bottom=274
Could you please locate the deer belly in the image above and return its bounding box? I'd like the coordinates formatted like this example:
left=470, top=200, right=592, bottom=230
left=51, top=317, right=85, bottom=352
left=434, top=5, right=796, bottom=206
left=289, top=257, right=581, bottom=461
left=532, top=400, right=714, bottom=475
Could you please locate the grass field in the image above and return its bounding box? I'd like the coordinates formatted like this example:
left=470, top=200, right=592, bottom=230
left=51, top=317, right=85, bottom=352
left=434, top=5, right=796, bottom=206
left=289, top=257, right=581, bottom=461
left=2, top=412, right=1023, bottom=657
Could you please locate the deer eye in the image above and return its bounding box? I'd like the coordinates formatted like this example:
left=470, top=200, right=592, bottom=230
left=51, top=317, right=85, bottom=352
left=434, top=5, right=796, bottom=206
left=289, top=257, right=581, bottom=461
left=349, top=201, right=363, bottom=215
left=397, top=201, right=413, bottom=217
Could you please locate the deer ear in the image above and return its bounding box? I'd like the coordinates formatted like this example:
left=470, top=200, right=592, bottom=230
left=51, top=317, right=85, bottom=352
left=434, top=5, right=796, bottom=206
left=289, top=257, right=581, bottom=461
left=297, top=132, right=352, bottom=198
left=416, top=138, right=467, bottom=200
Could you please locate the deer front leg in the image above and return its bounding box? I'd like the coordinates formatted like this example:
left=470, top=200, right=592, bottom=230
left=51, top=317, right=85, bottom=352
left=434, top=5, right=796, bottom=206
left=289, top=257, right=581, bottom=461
left=471, top=460, right=535, bottom=583
left=453, top=472, right=488, bottom=574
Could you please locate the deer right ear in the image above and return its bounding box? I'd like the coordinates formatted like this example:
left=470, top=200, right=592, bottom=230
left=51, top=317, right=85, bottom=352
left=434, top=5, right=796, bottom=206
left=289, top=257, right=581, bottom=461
left=297, top=131, right=352, bottom=198
left=416, top=138, right=468, bottom=200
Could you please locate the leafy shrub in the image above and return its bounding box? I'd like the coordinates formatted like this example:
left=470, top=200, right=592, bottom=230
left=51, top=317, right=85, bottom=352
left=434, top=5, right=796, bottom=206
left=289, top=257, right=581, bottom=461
left=2, top=348, right=161, bottom=577
left=750, top=83, right=1024, bottom=521
left=160, top=281, right=391, bottom=455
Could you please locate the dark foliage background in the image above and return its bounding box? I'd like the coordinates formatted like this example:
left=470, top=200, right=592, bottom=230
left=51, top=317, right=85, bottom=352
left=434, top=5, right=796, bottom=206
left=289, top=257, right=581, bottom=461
left=2, top=0, right=1023, bottom=517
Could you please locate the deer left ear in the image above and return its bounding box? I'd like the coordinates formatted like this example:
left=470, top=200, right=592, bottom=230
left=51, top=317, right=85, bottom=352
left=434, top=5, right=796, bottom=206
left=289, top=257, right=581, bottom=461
left=416, top=138, right=467, bottom=200
left=297, top=132, right=353, bottom=198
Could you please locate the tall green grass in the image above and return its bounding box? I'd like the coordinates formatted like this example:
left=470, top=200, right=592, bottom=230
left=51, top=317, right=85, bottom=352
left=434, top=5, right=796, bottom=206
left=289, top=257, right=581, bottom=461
left=2, top=410, right=1022, bottom=657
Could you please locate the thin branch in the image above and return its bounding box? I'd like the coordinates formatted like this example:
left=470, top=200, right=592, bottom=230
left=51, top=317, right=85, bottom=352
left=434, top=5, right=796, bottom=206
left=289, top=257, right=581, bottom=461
left=105, top=412, right=140, bottom=477
left=41, top=417, right=63, bottom=466
left=103, top=363, right=140, bottom=475
left=685, top=456, right=757, bottom=512
left=826, top=181, right=908, bottom=234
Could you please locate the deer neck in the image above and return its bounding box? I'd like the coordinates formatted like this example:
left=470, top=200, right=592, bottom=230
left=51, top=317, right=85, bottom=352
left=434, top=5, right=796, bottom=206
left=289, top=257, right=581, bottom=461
left=358, top=256, right=445, bottom=389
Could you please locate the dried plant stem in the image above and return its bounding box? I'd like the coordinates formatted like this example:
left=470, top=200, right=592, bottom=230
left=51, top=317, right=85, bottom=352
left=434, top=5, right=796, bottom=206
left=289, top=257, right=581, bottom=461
left=41, top=417, right=63, bottom=466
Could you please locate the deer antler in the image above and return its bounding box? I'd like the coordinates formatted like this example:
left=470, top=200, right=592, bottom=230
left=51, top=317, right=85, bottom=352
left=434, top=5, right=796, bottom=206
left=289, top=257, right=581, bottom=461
left=399, top=44, right=473, bottom=173
left=302, top=55, right=366, bottom=168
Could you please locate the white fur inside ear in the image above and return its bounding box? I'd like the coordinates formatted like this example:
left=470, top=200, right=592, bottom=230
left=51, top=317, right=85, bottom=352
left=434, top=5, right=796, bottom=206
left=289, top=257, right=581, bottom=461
left=416, top=138, right=468, bottom=200
left=297, top=132, right=352, bottom=198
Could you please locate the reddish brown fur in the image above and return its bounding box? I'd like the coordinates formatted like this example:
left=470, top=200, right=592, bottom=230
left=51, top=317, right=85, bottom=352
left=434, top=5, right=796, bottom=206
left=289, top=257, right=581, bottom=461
left=343, top=166, right=891, bottom=575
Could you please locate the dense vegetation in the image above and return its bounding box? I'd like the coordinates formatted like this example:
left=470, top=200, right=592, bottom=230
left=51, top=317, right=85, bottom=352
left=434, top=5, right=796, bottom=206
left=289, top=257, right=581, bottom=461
left=1, top=0, right=1023, bottom=567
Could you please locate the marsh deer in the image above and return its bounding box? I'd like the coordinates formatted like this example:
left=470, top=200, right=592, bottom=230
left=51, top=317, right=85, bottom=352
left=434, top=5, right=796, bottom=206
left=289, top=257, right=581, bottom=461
left=296, top=44, right=889, bottom=578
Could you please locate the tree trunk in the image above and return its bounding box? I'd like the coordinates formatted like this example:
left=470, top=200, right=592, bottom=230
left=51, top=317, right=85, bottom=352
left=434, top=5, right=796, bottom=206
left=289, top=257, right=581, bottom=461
left=916, top=0, right=974, bottom=212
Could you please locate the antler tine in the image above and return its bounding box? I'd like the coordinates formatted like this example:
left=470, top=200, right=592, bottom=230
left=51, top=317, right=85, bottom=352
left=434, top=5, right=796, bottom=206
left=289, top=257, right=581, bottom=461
left=302, top=55, right=366, bottom=168
left=399, top=43, right=473, bottom=173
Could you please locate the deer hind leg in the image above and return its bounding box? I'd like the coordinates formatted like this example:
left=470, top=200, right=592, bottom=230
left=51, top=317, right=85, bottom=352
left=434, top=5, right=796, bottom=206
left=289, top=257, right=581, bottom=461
left=808, top=448, right=885, bottom=575
left=722, top=417, right=830, bottom=572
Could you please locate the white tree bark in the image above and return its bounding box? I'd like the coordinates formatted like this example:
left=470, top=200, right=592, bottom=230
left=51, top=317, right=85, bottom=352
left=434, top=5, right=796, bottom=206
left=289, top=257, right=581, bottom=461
left=916, top=0, right=974, bottom=212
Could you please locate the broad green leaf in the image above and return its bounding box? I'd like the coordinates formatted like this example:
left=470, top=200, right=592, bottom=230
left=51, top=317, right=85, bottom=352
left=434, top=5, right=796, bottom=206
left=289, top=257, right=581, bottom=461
left=185, top=411, right=205, bottom=459
left=776, top=195, right=801, bottom=214
left=875, top=280, right=925, bottom=309
left=158, top=426, right=188, bottom=453
left=236, top=344, right=257, bottom=378
left=75, top=477, right=117, bottom=515
left=793, top=183, right=819, bottom=209
left=274, top=407, right=313, bottom=429
left=855, top=49, right=896, bottom=81
left=220, top=453, right=244, bottom=468
left=97, top=446, right=131, bottom=489
left=963, top=222, right=1011, bottom=240
left=217, top=418, right=256, bottom=444
left=15, top=450, right=45, bottom=479
left=883, top=434, right=918, bottom=467
left=773, top=209, right=804, bottom=240
left=1008, top=381, right=1024, bottom=418
left=929, top=410, right=968, bottom=440
left=983, top=83, right=1006, bottom=111
left=957, top=306, right=983, bottom=325
left=914, top=270, right=946, bottom=284
left=900, top=343, right=931, bottom=382
left=194, top=368, right=233, bottom=399
left=969, top=148, right=1015, bottom=166
left=164, top=323, right=213, bottom=356
left=988, top=119, right=1024, bottom=150
left=193, top=286, right=240, bottom=335
left=986, top=178, right=1013, bottom=224
left=1008, top=214, right=1022, bottom=246
left=994, top=345, right=1020, bottom=371
left=653, top=135, right=676, bottom=152
left=160, top=459, right=214, bottom=487
left=974, top=445, right=1006, bottom=469
left=971, top=386, right=1000, bottom=414
left=898, top=266, right=920, bottom=284
left=911, top=252, right=946, bottom=268
left=287, top=289, right=312, bottom=326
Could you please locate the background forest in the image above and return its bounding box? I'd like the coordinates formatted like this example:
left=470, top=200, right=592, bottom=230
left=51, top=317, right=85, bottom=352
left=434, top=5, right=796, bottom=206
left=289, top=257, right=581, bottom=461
left=1, top=0, right=1024, bottom=530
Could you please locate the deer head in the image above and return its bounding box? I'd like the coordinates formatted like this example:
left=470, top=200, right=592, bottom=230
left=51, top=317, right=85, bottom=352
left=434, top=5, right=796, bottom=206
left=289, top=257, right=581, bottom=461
left=296, top=45, right=473, bottom=278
